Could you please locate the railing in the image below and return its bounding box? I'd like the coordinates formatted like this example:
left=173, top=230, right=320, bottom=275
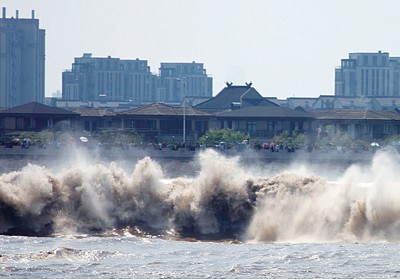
left=96, top=127, right=287, bottom=141
left=240, top=129, right=284, bottom=139
left=116, top=127, right=203, bottom=136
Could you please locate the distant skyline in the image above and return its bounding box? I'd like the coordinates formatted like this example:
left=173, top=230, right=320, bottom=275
left=3, top=0, right=400, bottom=99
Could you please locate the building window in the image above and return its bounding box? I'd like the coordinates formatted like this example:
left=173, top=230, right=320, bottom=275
left=363, top=56, right=368, bottom=66
left=376, top=69, right=380, bottom=96
left=247, top=121, right=256, bottom=132
left=372, top=56, right=377, bottom=66
left=195, top=121, right=202, bottom=132
left=125, top=120, right=135, bottom=129
left=350, top=72, right=356, bottom=96
left=267, top=121, right=275, bottom=132
left=384, top=124, right=390, bottom=134
left=372, top=69, right=375, bottom=95
left=84, top=121, right=90, bottom=131
left=16, top=117, right=24, bottom=129
left=363, top=124, right=371, bottom=133
left=361, top=69, right=364, bottom=94
left=340, top=124, right=348, bottom=133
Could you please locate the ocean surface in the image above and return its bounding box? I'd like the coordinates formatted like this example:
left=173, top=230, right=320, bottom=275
left=1, top=235, right=399, bottom=278
left=0, top=147, right=400, bottom=278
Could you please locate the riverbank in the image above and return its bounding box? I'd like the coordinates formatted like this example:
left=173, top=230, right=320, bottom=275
left=0, top=144, right=378, bottom=165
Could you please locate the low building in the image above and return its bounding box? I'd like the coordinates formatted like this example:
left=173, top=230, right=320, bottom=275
left=285, top=97, right=318, bottom=110
left=313, top=110, right=400, bottom=141
left=74, top=108, right=119, bottom=132
left=214, top=106, right=314, bottom=140
left=4, top=96, right=400, bottom=146
left=275, top=95, right=400, bottom=112
left=117, top=103, right=211, bottom=142
left=0, top=102, right=78, bottom=134
left=195, top=83, right=277, bottom=113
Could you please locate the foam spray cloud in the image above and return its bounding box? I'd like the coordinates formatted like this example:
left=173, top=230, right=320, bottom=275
left=0, top=148, right=400, bottom=242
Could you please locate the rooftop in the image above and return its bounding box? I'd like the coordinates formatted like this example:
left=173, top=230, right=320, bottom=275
left=118, top=103, right=210, bottom=116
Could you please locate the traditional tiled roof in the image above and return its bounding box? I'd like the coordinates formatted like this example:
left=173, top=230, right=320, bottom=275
left=194, top=85, right=277, bottom=113
left=0, top=102, right=77, bottom=115
left=287, top=97, right=318, bottom=109
left=313, top=110, right=400, bottom=121
left=334, top=98, right=372, bottom=108
left=372, top=97, right=400, bottom=108
left=118, top=103, right=210, bottom=116
left=318, top=95, right=336, bottom=100
left=216, top=106, right=313, bottom=119
left=74, top=108, right=116, bottom=117
left=264, top=97, right=283, bottom=106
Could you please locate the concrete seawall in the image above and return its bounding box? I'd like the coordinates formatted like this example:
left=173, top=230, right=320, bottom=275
left=0, top=145, right=377, bottom=165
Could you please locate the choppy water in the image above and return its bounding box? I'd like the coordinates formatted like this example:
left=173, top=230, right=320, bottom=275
left=1, top=235, right=399, bottom=278
left=1, top=147, right=400, bottom=278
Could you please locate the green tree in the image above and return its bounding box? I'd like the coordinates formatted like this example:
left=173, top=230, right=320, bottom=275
left=273, top=130, right=308, bottom=148
left=95, top=130, right=143, bottom=146
left=36, top=130, right=54, bottom=143
left=384, top=134, right=400, bottom=144
left=198, top=129, right=249, bottom=145
left=96, top=131, right=115, bottom=144
left=18, top=132, right=34, bottom=141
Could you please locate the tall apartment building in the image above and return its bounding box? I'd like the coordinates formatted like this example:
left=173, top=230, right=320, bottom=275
left=62, top=56, right=213, bottom=105
left=0, top=7, right=45, bottom=107
left=62, top=53, right=156, bottom=103
left=158, top=62, right=213, bottom=103
left=335, top=51, right=400, bottom=97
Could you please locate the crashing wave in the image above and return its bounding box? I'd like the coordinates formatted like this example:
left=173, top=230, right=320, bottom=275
left=0, top=149, right=400, bottom=242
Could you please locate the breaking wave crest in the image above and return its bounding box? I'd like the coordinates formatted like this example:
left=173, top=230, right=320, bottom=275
left=0, top=246, right=111, bottom=263
left=1, top=148, right=400, bottom=243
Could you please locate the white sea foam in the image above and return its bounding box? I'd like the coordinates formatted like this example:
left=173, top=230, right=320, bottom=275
left=0, top=148, right=399, bottom=242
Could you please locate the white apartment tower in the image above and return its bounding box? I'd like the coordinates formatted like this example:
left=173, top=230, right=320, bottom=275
left=335, top=51, right=400, bottom=97
left=62, top=54, right=156, bottom=103
left=63, top=56, right=213, bottom=105
left=158, top=62, right=213, bottom=103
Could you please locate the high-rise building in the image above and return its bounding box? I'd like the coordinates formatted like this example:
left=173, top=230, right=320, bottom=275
left=62, top=56, right=213, bottom=105
left=62, top=53, right=156, bottom=103
left=158, top=62, right=212, bottom=103
left=0, top=7, right=45, bottom=107
left=335, top=51, right=400, bottom=97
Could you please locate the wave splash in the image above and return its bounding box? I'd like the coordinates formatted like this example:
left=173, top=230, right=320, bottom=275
left=1, top=149, right=400, bottom=242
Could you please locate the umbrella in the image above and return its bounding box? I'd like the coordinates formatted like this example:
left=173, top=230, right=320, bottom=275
left=370, top=142, right=380, bottom=147
left=79, top=136, right=89, bottom=143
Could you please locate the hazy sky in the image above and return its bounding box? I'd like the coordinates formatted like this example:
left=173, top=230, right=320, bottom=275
left=3, top=0, right=400, bottom=98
